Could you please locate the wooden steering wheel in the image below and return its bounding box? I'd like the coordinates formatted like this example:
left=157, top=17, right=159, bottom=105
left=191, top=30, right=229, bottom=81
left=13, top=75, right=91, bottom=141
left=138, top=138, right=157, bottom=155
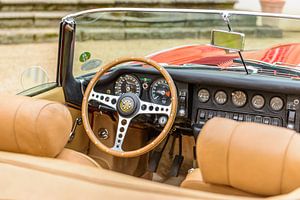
left=82, top=57, right=178, bottom=157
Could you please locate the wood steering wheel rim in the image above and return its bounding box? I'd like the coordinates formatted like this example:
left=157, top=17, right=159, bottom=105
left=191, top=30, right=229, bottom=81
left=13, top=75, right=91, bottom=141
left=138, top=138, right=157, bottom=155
left=82, top=57, right=178, bottom=158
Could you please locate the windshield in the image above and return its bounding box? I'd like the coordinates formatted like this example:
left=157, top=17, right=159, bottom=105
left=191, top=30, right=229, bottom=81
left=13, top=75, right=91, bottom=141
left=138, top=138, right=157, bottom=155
left=69, top=9, right=300, bottom=78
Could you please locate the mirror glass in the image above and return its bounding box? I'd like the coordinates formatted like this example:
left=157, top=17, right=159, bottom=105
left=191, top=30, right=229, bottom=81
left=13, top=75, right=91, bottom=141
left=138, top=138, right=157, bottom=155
left=211, top=30, right=245, bottom=51
left=20, top=67, right=49, bottom=90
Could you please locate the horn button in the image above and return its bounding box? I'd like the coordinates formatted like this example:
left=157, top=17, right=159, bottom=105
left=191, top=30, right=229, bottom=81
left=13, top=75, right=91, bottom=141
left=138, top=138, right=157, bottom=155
left=117, top=93, right=140, bottom=117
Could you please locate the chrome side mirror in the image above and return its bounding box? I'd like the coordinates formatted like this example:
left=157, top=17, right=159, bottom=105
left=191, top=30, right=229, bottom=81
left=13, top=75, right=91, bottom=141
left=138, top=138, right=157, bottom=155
left=211, top=30, right=245, bottom=51
left=20, top=66, right=49, bottom=90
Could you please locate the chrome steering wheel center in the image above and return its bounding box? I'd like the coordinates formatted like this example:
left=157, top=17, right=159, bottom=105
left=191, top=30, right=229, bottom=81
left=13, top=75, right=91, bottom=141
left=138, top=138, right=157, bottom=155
left=117, top=93, right=139, bottom=117
left=120, top=97, right=134, bottom=112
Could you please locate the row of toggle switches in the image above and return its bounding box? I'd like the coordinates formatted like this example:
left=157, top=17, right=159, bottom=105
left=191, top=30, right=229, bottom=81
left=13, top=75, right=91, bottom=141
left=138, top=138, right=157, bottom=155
left=196, top=109, right=282, bottom=127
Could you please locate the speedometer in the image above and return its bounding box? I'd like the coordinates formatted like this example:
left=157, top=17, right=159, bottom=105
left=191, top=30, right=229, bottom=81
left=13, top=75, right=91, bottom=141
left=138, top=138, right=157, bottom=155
left=114, top=74, right=141, bottom=96
left=150, top=78, right=171, bottom=105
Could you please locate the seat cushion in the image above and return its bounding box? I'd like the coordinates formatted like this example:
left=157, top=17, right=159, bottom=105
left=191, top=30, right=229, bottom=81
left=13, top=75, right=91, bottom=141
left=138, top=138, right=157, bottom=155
left=181, top=169, right=257, bottom=197
left=57, top=148, right=101, bottom=168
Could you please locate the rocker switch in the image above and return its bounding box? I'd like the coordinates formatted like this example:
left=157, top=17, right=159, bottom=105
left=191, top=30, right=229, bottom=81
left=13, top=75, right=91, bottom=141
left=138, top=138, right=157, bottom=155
left=178, top=91, right=187, bottom=117
left=287, top=110, right=296, bottom=129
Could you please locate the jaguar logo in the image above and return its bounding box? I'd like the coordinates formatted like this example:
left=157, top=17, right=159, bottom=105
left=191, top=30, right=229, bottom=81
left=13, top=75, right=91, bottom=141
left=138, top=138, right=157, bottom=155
left=119, top=97, right=134, bottom=113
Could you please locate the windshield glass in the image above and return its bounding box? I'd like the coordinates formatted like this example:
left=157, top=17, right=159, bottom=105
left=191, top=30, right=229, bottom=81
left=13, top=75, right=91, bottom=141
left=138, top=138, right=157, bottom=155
left=70, top=10, right=300, bottom=78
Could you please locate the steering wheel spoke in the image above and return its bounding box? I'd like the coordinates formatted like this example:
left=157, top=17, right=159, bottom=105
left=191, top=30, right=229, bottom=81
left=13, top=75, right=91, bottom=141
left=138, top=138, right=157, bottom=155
left=111, top=115, right=132, bottom=152
left=89, top=90, right=119, bottom=110
left=138, top=100, right=171, bottom=116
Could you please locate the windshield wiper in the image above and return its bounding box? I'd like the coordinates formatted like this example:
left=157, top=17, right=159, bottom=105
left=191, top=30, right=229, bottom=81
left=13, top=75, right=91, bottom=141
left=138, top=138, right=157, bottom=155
left=233, top=59, right=300, bottom=77
left=165, top=64, right=222, bottom=71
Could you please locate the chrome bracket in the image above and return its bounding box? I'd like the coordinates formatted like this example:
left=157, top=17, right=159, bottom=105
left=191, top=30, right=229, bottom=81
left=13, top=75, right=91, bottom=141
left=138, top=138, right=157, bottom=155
left=68, top=117, right=83, bottom=143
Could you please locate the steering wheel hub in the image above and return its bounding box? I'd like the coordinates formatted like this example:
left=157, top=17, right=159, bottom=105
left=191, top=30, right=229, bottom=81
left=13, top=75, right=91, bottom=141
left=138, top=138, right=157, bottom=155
left=117, top=93, right=139, bottom=117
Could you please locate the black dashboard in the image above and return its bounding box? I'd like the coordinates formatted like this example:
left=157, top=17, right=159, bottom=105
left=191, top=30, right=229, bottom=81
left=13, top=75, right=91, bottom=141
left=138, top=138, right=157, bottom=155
left=72, top=66, right=300, bottom=134
left=192, top=85, right=300, bottom=131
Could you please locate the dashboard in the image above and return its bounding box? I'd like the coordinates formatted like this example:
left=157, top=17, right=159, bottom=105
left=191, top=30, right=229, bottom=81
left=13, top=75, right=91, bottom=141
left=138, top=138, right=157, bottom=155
left=73, top=66, right=300, bottom=134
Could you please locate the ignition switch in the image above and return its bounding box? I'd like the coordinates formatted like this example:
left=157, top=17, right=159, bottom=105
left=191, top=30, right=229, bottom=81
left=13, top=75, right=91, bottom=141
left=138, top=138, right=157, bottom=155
left=158, top=116, right=168, bottom=127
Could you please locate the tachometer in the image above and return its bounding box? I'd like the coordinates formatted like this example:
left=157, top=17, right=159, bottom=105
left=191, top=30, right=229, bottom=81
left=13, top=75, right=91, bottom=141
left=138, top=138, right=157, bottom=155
left=232, top=91, right=247, bottom=107
left=114, top=74, right=141, bottom=96
left=150, top=78, right=171, bottom=105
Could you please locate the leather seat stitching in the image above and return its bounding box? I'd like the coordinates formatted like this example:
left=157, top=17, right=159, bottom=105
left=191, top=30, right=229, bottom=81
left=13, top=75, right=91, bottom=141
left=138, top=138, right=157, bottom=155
left=35, top=102, right=56, bottom=156
left=62, top=149, right=100, bottom=167
left=12, top=100, right=28, bottom=152
left=226, top=122, right=240, bottom=186
left=279, top=133, right=295, bottom=194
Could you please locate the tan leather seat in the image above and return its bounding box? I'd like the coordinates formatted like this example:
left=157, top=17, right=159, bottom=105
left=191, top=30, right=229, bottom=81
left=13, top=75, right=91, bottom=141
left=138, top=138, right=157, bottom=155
left=0, top=94, right=100, bottom=168
left=181, top=117, right=300, bottom=197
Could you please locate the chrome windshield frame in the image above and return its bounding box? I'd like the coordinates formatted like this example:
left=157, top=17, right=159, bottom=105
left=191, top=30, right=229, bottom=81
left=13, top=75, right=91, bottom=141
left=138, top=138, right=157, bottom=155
left=62, top=7, right=300, bottom=22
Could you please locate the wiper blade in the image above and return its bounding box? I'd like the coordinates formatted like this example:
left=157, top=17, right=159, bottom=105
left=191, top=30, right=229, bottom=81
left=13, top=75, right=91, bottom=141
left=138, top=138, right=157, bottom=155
left=164, top=64, right=223, bottom=71
left=164, top=63, right=258, bottom=73
left=233, top=59, right=300, bottom=77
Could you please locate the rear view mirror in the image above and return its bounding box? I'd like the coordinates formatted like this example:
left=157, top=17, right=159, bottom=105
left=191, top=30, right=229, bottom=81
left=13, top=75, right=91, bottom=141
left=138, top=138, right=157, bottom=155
left=211, top=30, right=245, bottom=51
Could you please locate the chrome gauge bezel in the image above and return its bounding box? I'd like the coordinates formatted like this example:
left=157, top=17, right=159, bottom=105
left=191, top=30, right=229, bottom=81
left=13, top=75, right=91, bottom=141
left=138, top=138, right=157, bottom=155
left=114, top=74, right=141, bottom=97
left=231, top=90, right=247, bottom=107
left=198, top=89, right=210, bottom=103
left=214, top=90, right=227, bottom=105
left=270, top=96, right=284, bottom=111
left=251, top=94, right=265, bottom=109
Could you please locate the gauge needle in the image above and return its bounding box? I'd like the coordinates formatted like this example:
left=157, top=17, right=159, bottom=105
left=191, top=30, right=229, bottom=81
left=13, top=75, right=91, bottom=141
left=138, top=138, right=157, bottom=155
left=165, top=91, right=171, bottom=97
left=156, top=90, right=166, bottom=95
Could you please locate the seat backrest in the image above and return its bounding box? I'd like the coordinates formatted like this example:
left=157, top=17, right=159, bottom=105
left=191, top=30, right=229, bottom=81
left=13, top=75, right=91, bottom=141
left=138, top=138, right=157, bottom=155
left=197, top=117, right=300, bottom=196
left=0, top=94, right=72, bottom=157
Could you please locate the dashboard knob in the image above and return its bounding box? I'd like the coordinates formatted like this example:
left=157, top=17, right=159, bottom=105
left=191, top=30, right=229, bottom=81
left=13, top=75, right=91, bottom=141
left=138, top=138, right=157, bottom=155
left=158, top=116, right=168, bottom=127
left=178, top=109, right=186, bottom=117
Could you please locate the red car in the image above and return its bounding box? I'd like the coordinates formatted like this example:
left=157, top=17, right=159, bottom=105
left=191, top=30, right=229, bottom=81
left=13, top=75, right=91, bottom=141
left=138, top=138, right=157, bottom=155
left=149, top=43, right=300, bottom=69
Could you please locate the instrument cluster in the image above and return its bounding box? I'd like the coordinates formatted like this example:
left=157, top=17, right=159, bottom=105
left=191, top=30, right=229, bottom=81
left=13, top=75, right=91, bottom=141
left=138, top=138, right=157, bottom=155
left=197, top=88, right=284, bottom=112
left=114, top=74, right=171, bottom=106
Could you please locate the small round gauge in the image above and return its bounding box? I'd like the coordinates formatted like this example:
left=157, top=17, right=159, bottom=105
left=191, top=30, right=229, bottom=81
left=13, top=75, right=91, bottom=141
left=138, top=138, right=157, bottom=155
left=214, top=91, right=227, bottom=105
left=150, top=78, right=171, bottom=105
left=252, top=95, right=265, bottom=109
left=232, top=91, right=247, bottom=107
left=198, top=89, right=210, bottom=103
left=270, top=97, right=284, bottom=111
left=114, top=74, right=141, bottom=96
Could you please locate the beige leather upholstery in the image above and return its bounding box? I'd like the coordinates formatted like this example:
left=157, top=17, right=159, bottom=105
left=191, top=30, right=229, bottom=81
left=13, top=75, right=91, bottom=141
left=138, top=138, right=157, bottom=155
left=1, top=150, right=300, bottom=200
left=181, top=169, right=256, bottom=197
left=0, top=94, right=72, bottom=157
left=0, top=150, right=262, bottom=200
left=181, top=117, right=300, bottom=197
left=0, top=94, right=100, bottom=168
left=57, top=148, right=101, bottom=168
